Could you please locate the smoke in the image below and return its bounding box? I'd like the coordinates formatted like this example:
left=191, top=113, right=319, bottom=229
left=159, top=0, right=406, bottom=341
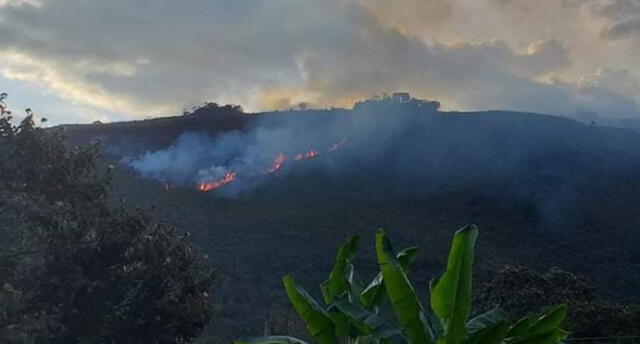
left=122, top=96, right=446, bottom=194
left=121, top=94, right=640, bottom=199
left=121, top=118, right=350, bottom=194
left=122, top=131, right=247, bottom=185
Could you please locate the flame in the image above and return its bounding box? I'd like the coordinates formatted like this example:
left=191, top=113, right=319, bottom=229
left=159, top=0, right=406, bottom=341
left=293, top=150, right=320, bottom=161
left=267, top=153, right=286, bottom=173
left=191, top=138, right=348, bottom=192
left=328, top=138, right=348, bottom=152
left=198, top=171, right=237, bottom=192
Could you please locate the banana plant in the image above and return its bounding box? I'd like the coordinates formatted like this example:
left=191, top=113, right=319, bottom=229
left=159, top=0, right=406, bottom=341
left=236, top=225, right=568, bottom=344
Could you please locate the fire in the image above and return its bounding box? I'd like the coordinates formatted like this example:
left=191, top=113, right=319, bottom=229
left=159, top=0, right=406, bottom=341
left=192, top=138, right=348, bottom=192
left=198, top=171, right=237, bottom=192
left=293, top=150, right=320, bottom=161
left=267, top=152, right=286, bottom=173
left=328, top=138, right=348, bottom=152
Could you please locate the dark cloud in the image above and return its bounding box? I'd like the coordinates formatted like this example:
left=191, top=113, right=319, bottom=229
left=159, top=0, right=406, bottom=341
left=0, top=0, right=638, bottom=120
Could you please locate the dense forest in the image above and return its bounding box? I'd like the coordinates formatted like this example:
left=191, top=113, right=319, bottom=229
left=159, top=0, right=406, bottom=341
left=2, top=93, right=640, bottom=343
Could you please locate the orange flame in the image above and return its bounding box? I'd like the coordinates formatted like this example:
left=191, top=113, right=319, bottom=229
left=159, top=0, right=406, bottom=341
left=193, top=137, right=348, bottom=192
left=293, top=150, right=320, bottom=161
left=198, top=171, right=237, bottom=192
left=267, top=153, right=286, bottom=173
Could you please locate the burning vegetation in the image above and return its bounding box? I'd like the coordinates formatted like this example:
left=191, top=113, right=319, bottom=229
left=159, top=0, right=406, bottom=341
left=293, top=150, right=320, bottom=161
left=195, top=138, right=348, bottom=192
left=266, top=152, right=287, bottom=174
left=198, top=171, right=238, bottom=192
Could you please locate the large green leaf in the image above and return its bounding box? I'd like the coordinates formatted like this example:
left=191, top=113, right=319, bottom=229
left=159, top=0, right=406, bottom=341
left=319, top=234, right=359, bottom=337
left=527, top=305, right=567, bottom=335
left=375, top=229, right=433, bottom=344
left=360, top=273, right=384, bottom=310
left=466, top=308, right=507, bottom=334
left=504, top=306, right=568, bottom=344
left=284, top=276, right=337, bottom=344
left=430, top=224, right=478, bottom=344
left=397, top=247, right=420, bottom=270
left=361, top=246, right=419, bottom=310
left=507, top=305, right=568, bottom=344
left=348, top=264, right=365, bottom=299
left=330, top=297, right=409, bottom=344
left=235, top=336, right=311, bottom=344
left=462, top=320, right=509, bottom=344
left=508, top=331, right=566, bottom=344
left=506, top=317, right=533, bottom=338
left=321, top=234, right=359, bottom=304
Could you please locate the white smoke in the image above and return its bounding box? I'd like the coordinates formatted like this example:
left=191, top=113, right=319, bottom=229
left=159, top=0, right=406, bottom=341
left=121, top=94, right=640, bottom=198
left=121, top=115, right=356, bottom=194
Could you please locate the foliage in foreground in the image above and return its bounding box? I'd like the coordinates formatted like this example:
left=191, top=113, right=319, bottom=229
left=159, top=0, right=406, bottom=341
left=0, top=93, right=216, bottom=343
left=476, top=266, right=640, bottom=339
left=237, top=225, right=568, bottom=344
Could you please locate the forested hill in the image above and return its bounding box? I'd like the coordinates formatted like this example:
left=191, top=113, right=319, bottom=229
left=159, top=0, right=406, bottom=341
left=62, top=98, right=640, bottom=341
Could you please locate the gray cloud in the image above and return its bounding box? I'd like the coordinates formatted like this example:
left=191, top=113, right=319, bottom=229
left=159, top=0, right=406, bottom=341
left=0, top=0, right=639, bottom=121
left=583, top=0, right=640, bottom=40
left=348, top=0, right=454, bottom=33
left=604, top=18, right=640, bottom=39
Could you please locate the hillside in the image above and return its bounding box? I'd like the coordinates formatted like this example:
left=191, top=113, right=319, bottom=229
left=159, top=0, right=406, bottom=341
left=62, top=104, right=249, bottom=156
left=63, top=99, right=640, bottom=341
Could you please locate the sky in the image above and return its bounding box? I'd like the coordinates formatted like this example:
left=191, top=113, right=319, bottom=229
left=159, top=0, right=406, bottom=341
left=1, top=0, right=640, bottom=125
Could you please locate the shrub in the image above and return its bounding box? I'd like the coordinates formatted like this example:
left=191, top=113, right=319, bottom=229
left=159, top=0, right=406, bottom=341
left=476, top=266, right=640, bottom=339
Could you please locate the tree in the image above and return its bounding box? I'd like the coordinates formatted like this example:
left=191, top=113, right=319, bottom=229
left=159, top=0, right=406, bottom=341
left=0, top=94, right=216, bottom=344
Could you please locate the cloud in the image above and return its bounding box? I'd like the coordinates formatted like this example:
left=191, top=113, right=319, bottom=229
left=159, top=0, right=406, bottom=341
left=348, top=0, right=454, bottom=34
left=579, top=67, right=640, bottom=95
left=0, top=0, right=639, bottom=122
left=582, top=0, right=640, bottom=40
left=604, top=18, right=640, bottom=39
left=0, top=0, right=40, bottom=6
left=519, top=39, right=571, bottom=76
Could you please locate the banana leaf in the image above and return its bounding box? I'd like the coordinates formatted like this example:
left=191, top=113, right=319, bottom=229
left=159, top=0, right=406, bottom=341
left=235, top=336, right=311, bottom=344
left=462, top=320, right=509, bottom=344
left=466, top=308, right=507, bottom=334
left=430, top=224, right=478, bottom=344
left=284, top=275, right=337, bottom=344
left=320, top=234, right=359, bottom=336
left=507, top=305, right=568, bottom=344
left=361, top=246, right=419, bottom=310
left=528, top=305, right=567, bottom=335
left=330, top=297, right=409, bottom=344
left=508, top=331, right=567, bottom=344
left=506, top=317, right=533, bottom=338
left=321, top=234, right=359, bottom=303
left=375, top=229, right=433, bottom=344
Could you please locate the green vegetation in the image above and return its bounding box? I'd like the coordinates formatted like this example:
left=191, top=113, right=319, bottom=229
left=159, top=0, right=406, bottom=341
left=0, top=94, right=216, bottom=343
left=4, top=91, right=640, bottom=343
left=73, top=93, right=640, bottom=341
left=476, top=266, right=640, bottom=339
left=237, top=226, right=567, bottom=344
